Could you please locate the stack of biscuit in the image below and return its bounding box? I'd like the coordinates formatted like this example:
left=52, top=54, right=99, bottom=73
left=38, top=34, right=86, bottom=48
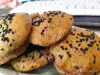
left=0, top=11, right=100, bottom=75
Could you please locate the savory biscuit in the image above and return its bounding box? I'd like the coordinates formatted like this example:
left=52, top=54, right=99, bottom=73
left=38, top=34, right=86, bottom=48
left=11, top=47, right=50, bottom=72
left=30, top=11, right=74, bottom=47
left=0, top=13, right=32, bottom=64
left=50, top=28, right=100, bottom=75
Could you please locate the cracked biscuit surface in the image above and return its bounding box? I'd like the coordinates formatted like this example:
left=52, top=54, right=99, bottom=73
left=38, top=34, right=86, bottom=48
left=11, top=47, right=50, bottom=72
left=0, top=13, right=32, bottom=65
left=50, top=28, right=100, bottom=75
left=30, top=11, right=74, bottom=47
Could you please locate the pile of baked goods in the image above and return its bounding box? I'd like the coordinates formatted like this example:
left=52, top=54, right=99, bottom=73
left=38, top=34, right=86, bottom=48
left=0, top=11, right=100, bottom=75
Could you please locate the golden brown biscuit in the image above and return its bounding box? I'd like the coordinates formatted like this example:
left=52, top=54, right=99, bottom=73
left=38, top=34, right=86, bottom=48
left=11, top=47, right=50, bottom=72
left=30, top=13, right=40, bottom=19
left=50, top=28, right=100, bottom=75
left=0, top=13, right=32, bottom=65
left=30, top=11, right=74, bottom=47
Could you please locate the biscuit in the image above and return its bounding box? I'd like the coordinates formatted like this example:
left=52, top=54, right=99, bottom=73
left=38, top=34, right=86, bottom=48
left=50, top=28, right=100, bottom=75
left=0, top=13, right=32, bottom=64
left=11, top=46, right=50, bottom=72
left=30, top=11, right=74, bottom=47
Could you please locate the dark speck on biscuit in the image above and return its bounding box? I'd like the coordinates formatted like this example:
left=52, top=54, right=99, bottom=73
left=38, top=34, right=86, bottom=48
left=69, top=18, right=72, bottom=20
left=6, top=13, right=15, bottom=21
left=12, top=31, right=15, bottom=34
left=93, top=72, right=97, bottom=75
left=88, top=41, right=94, bottom=47
left=12, top=39, right=15, bottom=42
left=39, top=52, right=44, bottom=58
left=59, top=55, right=63, bottom=59
left=31, top=66, right=34, bottom=68
left=74, top=47, right=78, bottom=50
left=76, top=36, right=79, bottom=39
left=60, top=46, right=64, bottom=50
left=67, top=52, right=71, bottom=57
left=89, top=32, right=95, bottom=40
left=40, top=27, right=47, bottom=35
left=61, top=13, right=64, bottom=17
left=69, top=44, right=73, bottom=48
left=48, top=18, right=52, bottom=23
left=76, top=40, right=80, bottom=43
left=49, top=54, right=55, bottom=62
left=80, top=48, right=87, bottom=54
left=65, top=48, right=68, bottom=50
left=74, top=66, right=79, bottom=69
left=96, top=44, right=99, bottom=47
left=80, top=32, right=84, bottom=37
left=18, top=60, right=20, bottom=62
left=1, top=37, right=9, bottom=42
left=66, top=41, right=69, bottom=43
left=93, top=55, right=96, bottom=64
left=97, top=48, right=100, bottom=51
left=78, top=44, right=80, bottom=46
left=1, top=48, right=4, bottom=51
left=23, top=66, right=25, bottom=68
left=22, top=60, right=25, bottom=62
left=70, top=32, right=75, bottom=35
left=31, top=56, right=34, bottom=60
left=32, top=18, right=45, bottom=26
left=9, top=44, right=12, bottom=47
left=84, top=37, right=88, bottom=42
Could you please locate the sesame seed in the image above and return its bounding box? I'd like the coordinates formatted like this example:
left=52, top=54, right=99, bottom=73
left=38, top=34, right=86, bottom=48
left=48, top=18, right=52, bottom=23
left=88, top=44, right=92, bottom=47
left=67, top=52, right=71, bottom=57
left=76, top=40, right=80, bottom=43
left=74, top=47, right=78, bottom=50
left=93, top=55, right=96, bottom=64
left=93, top=72, right=97, bottom=75
left=90, top=33, right=95, bottom=40
left=61, top=13, right=64, bottom=17
left=65, top=48, right=68, bottom=50
left=49, top=54, right=55, bottom=62
left=78, top=44, right=80, bottom=46
left=1, top=48, right=4, bottom=51
left=66, top=41, right=69, bottom=43
left=97, top=48, right=100, bottom=51
left=9, top=44, right=12, bottom=47
left=74, top=66, right=79, bottom=69
left=80, top=48, right=86, bottom=54
left=40, top=27, right=47, bottom=35
left=31, top=66, right=34, bottom=68
left=18, top=60, right=20, bottom=62
left=76, top=36, right=78, bottom=38
left=69, top=44, right=73, bottom=48
left=23, top=66, right=25, bottom=68
left=12, top=39, right=15, bottom=41
left=22, top=60, right=25, bottom=62
left=60, top=46, right=64, bottom=50
left=59, top=55, right=63, bottom=59
left=96, top=44, right=99, bottom=46
left=69, top=18, right=72, bottom=20
left=12, top=31, right=14, bottom=34
left=39, top=52, right=44, bottom=58
left=31, top=56, right=34, bottom=60
left=71, top=32, right=75, bottom=35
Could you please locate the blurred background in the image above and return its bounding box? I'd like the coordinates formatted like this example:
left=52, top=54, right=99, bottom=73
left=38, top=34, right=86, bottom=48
left=0, top=0, right=100, bottom=30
